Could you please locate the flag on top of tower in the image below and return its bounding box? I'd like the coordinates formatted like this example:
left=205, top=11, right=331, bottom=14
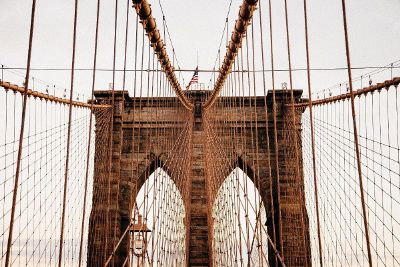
left=186, top=66, right=199, bottom=89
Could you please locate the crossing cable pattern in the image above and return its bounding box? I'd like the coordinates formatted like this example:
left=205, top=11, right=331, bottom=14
left=132, top=0, right=193, bottom=111
left=0, top=0, right=400, bottom=266
left=0, top=78, right=111, bottom=266
left=85, top=1, right=193, bottom=266
left=202, top=0, right=400, bottom=266
left=297, top=76, right=400, bottom=266
left=202, top=0, right=310, bottom=265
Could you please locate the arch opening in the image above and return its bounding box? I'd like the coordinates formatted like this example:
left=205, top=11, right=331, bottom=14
left=130, top=167, right=186, bottom=266
left=212, top=167, right=269, bottom=266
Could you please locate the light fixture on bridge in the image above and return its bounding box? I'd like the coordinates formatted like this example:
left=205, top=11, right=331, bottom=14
left=130, top=214, right=151, bottom=257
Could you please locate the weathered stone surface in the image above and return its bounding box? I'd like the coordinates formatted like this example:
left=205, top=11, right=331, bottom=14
left=88, top=89, right=311, bottom=267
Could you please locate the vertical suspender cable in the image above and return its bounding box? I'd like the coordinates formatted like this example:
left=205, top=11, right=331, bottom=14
left=257, top=1, right=279, bottom=264
left=78, top=0, right=101, bottom=265
left=114, top=0, right=131, bottom=265
left=302, top=0, right=324, bottom=264
left=282, top=0, right=318, bottom=265
left=111, top=0, right=131, bottom=263
left=340, top=1, right=373, bottom=266
left=58, top=0, right=79, bottom=266
left=105, top=0, right=119, bottom=263
left=4, top=1, right=37, bottom=266
left=266, top=0, right=286, bottom=262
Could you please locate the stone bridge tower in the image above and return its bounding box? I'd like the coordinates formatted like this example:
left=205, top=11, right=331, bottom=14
left=87, top=89, right=311, bottom=266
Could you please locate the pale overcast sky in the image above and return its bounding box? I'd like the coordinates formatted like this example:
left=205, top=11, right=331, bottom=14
left=0, top=1, right=399, bottom=265
left=0, top=0, right=399, bottom=99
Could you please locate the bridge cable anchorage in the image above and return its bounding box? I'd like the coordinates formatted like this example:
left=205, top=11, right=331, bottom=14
left=203, top=0, right=259, bottom=110
left=132, top=0, right=193, bottom=110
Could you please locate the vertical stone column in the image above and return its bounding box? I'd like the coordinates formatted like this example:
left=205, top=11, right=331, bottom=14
left=88, top=90, right=191, bottom=266
left=188, top=91, right=212, bottom=266
left=88, top=91, right=126, bottom=266
left=87, top=106, right=111, bottom=267
left=266, top=90, right=311, bottom=266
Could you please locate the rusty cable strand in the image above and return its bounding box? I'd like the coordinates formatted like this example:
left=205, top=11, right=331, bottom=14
left=225, top=74, right=236, bottom=263
left=223, top=74, right=234, bottom=264
left=265, top=0, right=287, bottom=263
left=104, top=0, right=119, bottom=264
left=287, top=0, right=324, bottom=265
left=247, top=19, right=267, bottom=263
left=4, top=1, right=37, bottom=265
left=140, top=40, right=153, bottom=265
left=214, top=69, right=224, bottom=261
left=109, top=1, right=131, bottom=265
left=152, top=69, right=165, bottom=263
left=97, top=110, right=113, bottom=265
left=233, top=59, right=244, bottom=264
left=229, top=61, right=243, bottom=263
left=156, top=0, right=186, bottom=86
left=291, top=76, right=400, bottom=108
left=124, top=36, right=191, bottom=264
left=128, top=13, right=140, bottom=266
left=207, top=0, right=233, bottom=88
left=279, top=0, right=310, bottom=265
left=240, top=44, right=252, bottom=259
left=242, top=36, right=264, bottom=261
left=132, top=0, right=193, bottom=110
left=87, top=108, right=104, bottom=265
left=107, top=128, right=191, bottom=262
left=204, top=0, right=259, bottom=109
left=254, top=1, right=282, bottom=265
left=244, top=31, right=262, bottom=263
left=340, top=0, right=373, bottom=265
left=140, top=41, right=153, bottom=265
left=229, top=61, right=242, bottom=264
left=92, top=108, right=114, bottom=265
left=135, top=27, right=147, bottom=266
left=144, top=32, right=178, bottom=263
left=205, top=63, right=286, bottom=264
left=239, top=46, right=252, bottom=260
left=77, top=0, right=101, bottom=264
left=57, top=0, right=79, bottom=265
left=105, top=223, right=133, bottom=266
left=157, top=20, right=171, bottom=261
left=233, top=57, right=245, bottom=264
left=149, top=52, right=160, bottom=266
left=4, top=65, right=400, bottom=73
left=128, top=26, right=145, bottom=267
left=0, top=81, right=110, bottom=108
left=146, top=122, right=191, bottom=262
left=238, top=49, right=248, bottom=264
left=205, top=93, right=285, bottom=264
